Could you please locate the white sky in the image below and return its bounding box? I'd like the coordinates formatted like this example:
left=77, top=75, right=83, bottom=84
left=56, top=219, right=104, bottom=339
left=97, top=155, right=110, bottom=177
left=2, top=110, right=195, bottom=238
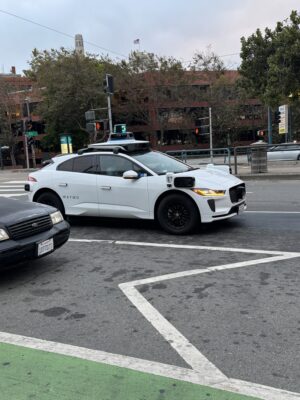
left=0, top=0, right=299, bottom=75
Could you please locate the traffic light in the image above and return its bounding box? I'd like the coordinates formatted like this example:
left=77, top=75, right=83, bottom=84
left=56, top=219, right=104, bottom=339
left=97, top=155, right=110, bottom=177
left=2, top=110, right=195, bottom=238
left=103, top=74, right=114, bottom=94
left=195, top=128, right=199, bottom=135
left=27, top=137, right=34, bottom=147
left=257, top=130, right=265, bottom=137
left=274, top=111, right=281, bottom=124
left=25, top=120, right=33, bottom=132
left=95, top=121, right=105, bottom=131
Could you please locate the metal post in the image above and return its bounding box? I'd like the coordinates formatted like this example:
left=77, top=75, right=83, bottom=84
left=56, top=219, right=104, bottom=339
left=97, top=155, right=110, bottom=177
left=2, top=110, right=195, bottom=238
left=23, top=119, right=30, bottom=169
left=25, top=99, right=36, bottom=168
left=0, top=144, right=3, bottom=170
left=209, top=107, right=213, bottom=164
left=267, top=106, right=272, bottom=145
left=107, top=93, right=113, bottom=133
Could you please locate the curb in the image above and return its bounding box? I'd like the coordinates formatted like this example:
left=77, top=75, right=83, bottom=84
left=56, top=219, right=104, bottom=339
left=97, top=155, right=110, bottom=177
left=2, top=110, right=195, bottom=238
left=236, top=174, right=300, bottom=181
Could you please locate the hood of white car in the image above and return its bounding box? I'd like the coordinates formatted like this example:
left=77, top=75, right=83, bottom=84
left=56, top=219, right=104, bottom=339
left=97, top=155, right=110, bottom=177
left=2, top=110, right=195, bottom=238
left=176, top=168, right=242, bottom=188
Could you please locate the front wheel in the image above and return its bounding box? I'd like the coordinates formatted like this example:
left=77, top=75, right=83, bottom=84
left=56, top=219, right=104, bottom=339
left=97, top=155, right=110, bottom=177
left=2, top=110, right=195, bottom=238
left=157, top=194, right=199, bottom=235
left=35, top=192, right=65, bottom=215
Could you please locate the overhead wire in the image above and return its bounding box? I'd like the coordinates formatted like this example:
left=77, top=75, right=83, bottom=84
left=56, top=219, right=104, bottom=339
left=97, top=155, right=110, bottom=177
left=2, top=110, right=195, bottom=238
left=0, top=8, right=127, bottom=59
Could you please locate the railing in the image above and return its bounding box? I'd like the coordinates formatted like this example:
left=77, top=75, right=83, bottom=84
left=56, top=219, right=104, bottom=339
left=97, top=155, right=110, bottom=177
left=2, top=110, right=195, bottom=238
left=166, top=147, right=232, bottom=169
left=166, top=142, right=300, bottom=175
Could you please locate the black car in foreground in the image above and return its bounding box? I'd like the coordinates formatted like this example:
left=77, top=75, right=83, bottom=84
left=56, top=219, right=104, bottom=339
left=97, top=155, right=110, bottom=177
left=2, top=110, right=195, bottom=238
left=0, top=197, right=70, bottom=268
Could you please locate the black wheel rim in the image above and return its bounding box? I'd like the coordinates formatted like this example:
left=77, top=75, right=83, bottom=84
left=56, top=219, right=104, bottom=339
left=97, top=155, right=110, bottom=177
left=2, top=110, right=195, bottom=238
left=166, top=203, right=190, bottom=229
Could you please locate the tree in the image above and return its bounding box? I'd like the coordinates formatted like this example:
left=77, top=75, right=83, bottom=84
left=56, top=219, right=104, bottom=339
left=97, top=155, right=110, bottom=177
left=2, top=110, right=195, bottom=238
left=0, top=77, right=22, bottom=167
left=25, top=48, right=106, bottom=149
left=239, top=10, right=300, bottom=107
left=111, top=51, right=191, bottom=145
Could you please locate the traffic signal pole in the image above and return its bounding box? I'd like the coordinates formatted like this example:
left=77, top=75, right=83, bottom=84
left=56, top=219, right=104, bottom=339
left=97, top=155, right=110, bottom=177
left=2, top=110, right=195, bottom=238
left=22, top=119, right=30, bottom=169
left=107, top=92, right=113, bottom=134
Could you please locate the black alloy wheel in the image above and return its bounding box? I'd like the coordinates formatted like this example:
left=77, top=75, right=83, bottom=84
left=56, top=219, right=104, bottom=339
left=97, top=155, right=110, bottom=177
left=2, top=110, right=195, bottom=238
left=157, top=193, right=199, bottom=235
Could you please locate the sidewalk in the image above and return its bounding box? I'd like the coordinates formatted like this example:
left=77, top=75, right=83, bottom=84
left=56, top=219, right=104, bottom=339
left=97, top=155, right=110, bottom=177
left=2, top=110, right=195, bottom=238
left=188, top=158, right=300, bottom=180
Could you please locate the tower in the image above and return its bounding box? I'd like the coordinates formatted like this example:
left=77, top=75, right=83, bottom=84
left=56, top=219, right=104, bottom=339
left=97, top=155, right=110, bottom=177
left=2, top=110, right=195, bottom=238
left=75, top=34, right=85, bottom=55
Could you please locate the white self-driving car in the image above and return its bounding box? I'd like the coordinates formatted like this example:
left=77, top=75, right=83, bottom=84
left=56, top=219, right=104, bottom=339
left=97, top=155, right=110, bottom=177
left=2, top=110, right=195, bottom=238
left=25, top=138, right=246, bottom=234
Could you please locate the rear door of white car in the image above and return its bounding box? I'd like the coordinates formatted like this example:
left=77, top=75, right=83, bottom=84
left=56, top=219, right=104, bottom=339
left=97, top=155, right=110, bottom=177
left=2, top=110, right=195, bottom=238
left=54, top=155, right=99, bottom=216
left=96, top=154, right=150, bottom=218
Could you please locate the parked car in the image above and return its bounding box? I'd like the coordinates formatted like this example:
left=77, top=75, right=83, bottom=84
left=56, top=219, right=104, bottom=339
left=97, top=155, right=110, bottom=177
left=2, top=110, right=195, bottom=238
left=0, top=197, right=70, bottom=268
left=25, top=138, right=246, bottom=235
left=267, top=143, right=300, bottom=161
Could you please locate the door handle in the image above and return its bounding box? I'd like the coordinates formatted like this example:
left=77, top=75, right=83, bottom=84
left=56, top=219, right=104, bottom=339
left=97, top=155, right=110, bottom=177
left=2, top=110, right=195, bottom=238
left=59, top=183, right=68, bottom=187
left=100, top=186, right=111, bottom=190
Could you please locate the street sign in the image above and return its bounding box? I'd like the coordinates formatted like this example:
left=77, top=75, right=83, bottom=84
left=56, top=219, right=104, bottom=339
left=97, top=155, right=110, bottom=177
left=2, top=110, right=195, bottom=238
left=278, top=105, right=289, bottom=135
left=25, top=131, right=38, bottom=137
left=85, top=110, right=96, bottom=121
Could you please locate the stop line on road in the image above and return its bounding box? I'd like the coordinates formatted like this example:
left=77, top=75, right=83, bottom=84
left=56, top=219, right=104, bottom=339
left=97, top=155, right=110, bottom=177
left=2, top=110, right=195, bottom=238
left=0, top=180, right=27, bottom=197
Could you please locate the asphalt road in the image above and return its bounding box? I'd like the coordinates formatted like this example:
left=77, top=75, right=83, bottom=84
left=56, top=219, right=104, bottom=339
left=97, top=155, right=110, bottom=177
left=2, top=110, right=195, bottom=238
left=0, top=178, right=299, bottom=397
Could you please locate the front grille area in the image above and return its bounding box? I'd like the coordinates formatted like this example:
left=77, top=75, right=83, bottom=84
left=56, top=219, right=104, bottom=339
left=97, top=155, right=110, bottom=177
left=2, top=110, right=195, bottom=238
left=8, top=214, right=53, bottom=240
left=229, top=184, right=246, bottom=203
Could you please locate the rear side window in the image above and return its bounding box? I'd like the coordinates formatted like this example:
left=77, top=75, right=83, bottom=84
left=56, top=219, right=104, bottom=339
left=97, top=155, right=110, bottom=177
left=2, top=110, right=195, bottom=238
left=57, top=158, right=74, bottom=171
left=56, top=156, right=97, bottom=174
left=73, top=156, right=97, bottom=174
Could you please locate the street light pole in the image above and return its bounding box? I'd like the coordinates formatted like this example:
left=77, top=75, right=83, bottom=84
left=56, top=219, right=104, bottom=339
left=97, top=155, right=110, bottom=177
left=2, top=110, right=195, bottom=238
left=23, top=119, right=30, bottom=169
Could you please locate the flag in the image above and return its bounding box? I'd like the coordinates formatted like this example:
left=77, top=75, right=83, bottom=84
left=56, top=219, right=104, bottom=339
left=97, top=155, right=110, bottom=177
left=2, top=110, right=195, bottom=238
left=133, top=39, right=140, bottom=44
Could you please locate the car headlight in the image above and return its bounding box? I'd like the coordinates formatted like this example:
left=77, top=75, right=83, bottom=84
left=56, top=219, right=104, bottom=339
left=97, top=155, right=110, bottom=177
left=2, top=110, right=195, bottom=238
left=50, top=211, right=64, bottom=225
left=0, top=228, right=9, bottom=241
left=192, top=188, right=226, bottom=196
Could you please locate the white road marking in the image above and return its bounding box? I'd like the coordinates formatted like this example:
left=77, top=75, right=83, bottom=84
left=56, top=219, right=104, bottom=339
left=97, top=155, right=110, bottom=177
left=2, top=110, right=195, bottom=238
left=1, top=240, right=300, bottom=399
left=246, top=211, right=300, bottom=214
left=0, top=193, right=27, bottom=198
left=0, top=188, right=25, bottom=192
left=4, top=180, right=27, bottom=184
left=0, top=185, right=25, bottom=188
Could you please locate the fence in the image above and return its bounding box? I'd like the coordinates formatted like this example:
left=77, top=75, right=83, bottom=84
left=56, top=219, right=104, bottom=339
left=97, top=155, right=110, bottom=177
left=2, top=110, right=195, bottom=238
left=166, top=142, right=300, bottom=175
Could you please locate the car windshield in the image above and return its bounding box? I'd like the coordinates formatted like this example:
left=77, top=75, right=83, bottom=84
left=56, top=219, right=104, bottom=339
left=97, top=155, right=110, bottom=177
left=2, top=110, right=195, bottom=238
left=132, top=151, right=194, bottom=175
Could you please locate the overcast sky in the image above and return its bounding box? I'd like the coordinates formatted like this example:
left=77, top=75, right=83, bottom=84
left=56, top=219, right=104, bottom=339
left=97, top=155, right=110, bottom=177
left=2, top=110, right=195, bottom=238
left=0, top=0, right=299, bottom=75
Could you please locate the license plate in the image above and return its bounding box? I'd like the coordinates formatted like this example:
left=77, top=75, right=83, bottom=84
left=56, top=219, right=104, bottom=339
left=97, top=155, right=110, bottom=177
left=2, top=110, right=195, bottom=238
left=37, top=238, right=54, bottom=256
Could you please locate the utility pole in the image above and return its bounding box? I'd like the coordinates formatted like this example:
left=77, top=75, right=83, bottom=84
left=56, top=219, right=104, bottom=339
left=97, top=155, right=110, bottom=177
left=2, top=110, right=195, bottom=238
left=25, top=99, right=36, bottom=168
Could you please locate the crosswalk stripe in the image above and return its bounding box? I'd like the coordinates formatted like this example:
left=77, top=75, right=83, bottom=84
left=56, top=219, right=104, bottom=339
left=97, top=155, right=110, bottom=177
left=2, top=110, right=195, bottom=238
left=0, top=194, right=27, bottom=198
left=0, top=189, right=25, bottom=192
left=0, top=185, right=25, bottom=188
left=5, top=180, right=27, bottom=184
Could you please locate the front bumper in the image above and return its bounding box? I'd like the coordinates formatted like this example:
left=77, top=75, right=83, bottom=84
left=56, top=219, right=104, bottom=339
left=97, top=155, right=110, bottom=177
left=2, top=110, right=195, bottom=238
left=0, top=220, right=70, bottom=268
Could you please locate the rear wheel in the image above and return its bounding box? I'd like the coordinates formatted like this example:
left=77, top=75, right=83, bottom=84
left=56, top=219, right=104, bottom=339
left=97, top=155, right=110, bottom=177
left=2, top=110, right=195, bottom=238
left=157, top=194, right=199, bottom=235
left=35, top=192, right=65, bottom=215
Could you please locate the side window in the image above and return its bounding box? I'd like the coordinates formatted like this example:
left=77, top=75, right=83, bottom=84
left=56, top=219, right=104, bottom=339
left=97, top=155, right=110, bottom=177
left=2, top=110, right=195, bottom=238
left=98, top=155, right=150, bottom=177
left=73, top=155, right=97, bottom=174
left=99, top=155, right=135, bottom=177
left=57, top=158, right=74, bottom=171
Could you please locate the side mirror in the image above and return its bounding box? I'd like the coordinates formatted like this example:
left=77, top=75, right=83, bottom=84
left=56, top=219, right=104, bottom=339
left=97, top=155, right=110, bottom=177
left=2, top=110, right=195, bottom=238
left=123, top=170, right=139, bottom=179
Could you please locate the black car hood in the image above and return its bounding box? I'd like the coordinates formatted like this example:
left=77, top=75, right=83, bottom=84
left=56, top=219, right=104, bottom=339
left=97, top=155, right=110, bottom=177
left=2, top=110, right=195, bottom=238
left=0, top=198, right=56, bottom=227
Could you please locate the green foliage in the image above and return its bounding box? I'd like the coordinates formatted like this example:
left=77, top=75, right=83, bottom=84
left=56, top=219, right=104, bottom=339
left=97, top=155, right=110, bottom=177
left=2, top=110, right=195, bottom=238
left=26, top=48, right=106, bottom=149
left=239, top=10, right=300, bottom=107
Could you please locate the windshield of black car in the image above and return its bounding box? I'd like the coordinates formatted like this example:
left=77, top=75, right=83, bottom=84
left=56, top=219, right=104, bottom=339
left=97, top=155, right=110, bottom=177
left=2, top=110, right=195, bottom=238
left=131, top=151, right=193, bottom=175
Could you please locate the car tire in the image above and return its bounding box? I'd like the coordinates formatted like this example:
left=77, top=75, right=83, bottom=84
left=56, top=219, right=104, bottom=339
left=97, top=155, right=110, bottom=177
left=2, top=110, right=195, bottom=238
left=35, top=192, right=65, bottom=215
left=157, top=193, right=199, bottom=235
left=297, top=154, right=300, bottom=161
